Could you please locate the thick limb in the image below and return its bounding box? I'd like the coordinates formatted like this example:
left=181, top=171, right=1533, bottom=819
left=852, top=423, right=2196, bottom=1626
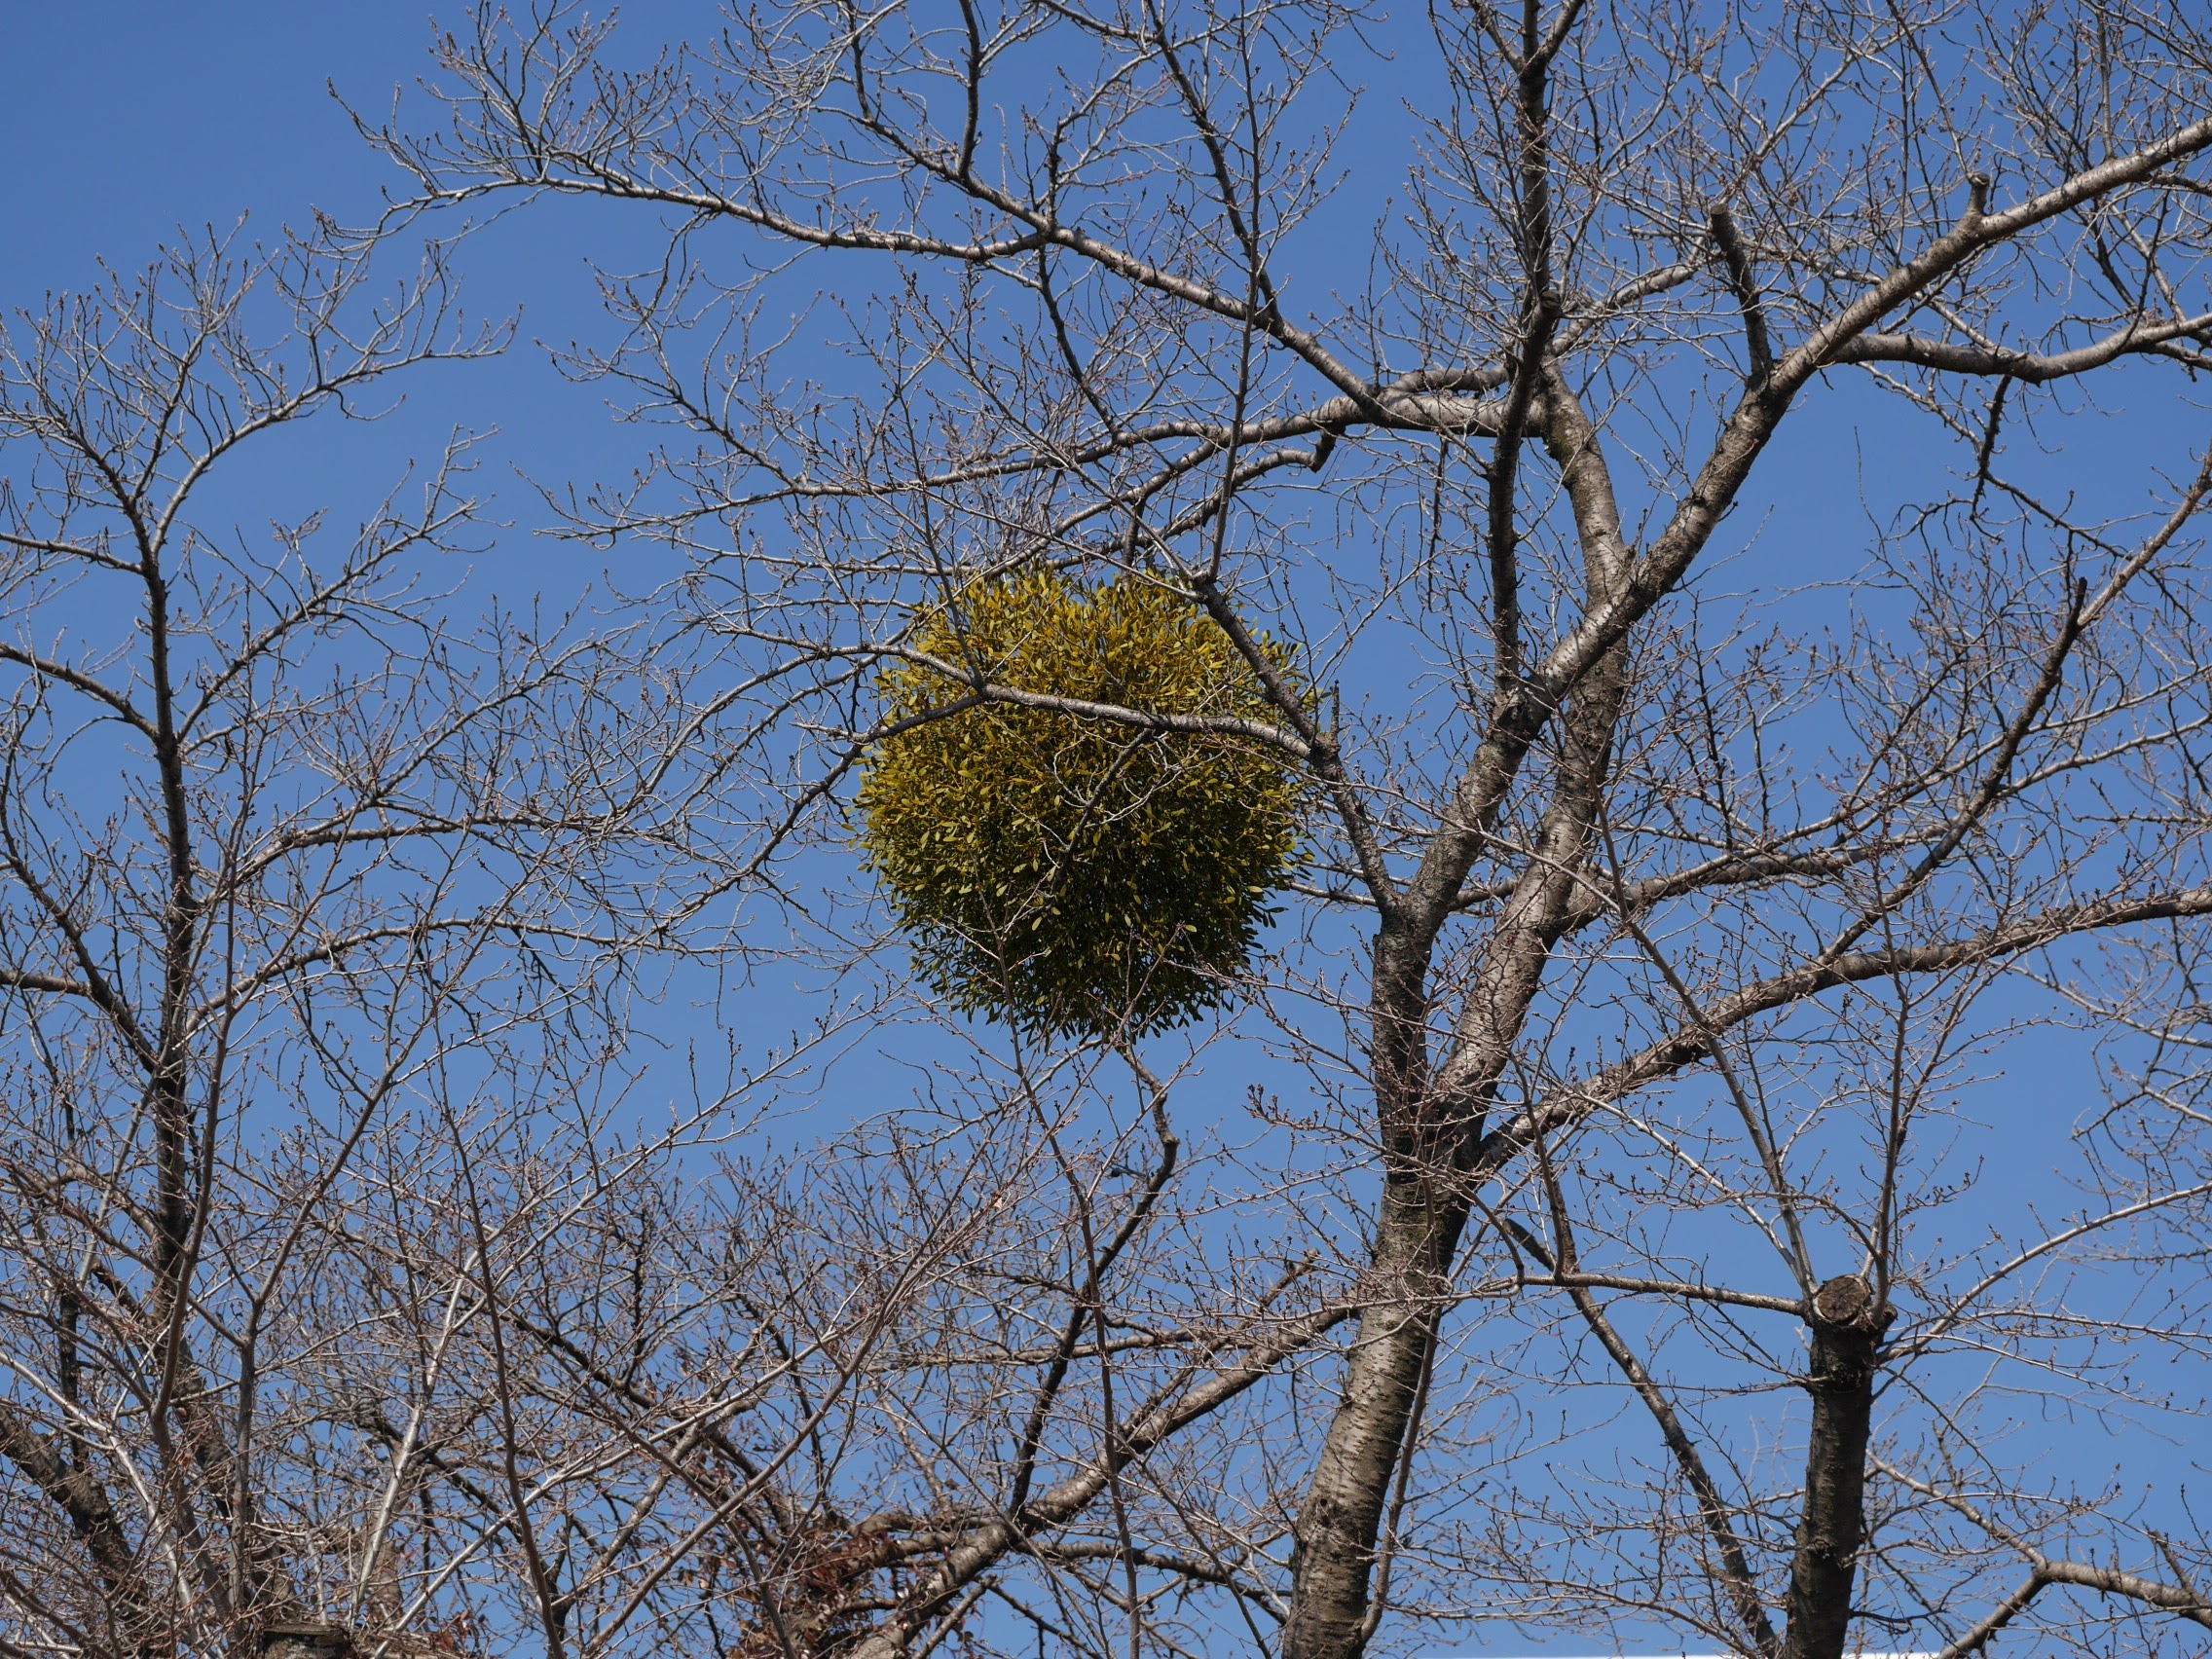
left=1779, top=1275, right=1893, bottom=1659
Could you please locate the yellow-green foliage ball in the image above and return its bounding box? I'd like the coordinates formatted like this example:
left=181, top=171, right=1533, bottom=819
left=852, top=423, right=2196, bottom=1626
left=857, top=571, right=1309, bottom=1039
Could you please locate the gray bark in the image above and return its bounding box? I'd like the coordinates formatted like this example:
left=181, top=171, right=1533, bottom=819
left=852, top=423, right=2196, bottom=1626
left=1282, top=382, right=1636, bottom=1659
left=1780, top=1275, right=1893, bottom=1659
left=1282, top=1190, right=1469, bottom=1659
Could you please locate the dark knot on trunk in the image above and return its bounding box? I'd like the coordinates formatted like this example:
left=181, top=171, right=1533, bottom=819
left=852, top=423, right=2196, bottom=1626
left=1806, top=1272, right=1890, bottom=1335
left=1804, top=1273, right=1895, bottom=1391
left=260, top=1624, right=352, bottom=1659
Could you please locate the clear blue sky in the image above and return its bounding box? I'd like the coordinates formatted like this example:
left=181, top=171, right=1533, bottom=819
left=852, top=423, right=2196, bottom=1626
left=0, top=6, right=412, bottom=273
left=0, top=3, right=683, bottom=603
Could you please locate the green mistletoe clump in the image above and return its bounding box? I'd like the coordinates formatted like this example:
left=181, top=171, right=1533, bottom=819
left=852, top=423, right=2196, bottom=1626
left=857, top=571, right=1309, bottom=1039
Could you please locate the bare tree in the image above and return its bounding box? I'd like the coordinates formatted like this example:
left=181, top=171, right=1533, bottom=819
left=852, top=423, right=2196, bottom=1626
left=0, top=224, right=996, bottom=1657
left=169, top=0, right=2212, bottom=1654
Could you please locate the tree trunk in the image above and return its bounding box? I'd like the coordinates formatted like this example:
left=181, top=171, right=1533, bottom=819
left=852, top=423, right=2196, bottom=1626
left=1281, top=1181, right=1466, bottom=1659
left=1285, top=387, right=1636, bottom=1657
left=1781, top=1275, right=1893, bottom=1659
